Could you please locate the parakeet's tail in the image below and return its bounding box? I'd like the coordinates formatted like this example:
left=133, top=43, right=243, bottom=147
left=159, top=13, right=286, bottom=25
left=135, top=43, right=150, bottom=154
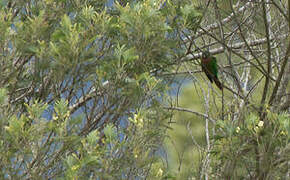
left=213, top=77, right=223, bottom=90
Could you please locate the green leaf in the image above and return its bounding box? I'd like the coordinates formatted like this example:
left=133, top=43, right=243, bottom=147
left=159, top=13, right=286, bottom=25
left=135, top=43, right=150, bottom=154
left=61, top=14, right=72, bottom=31
left=123, top=47, right=139, bottom=63
left=24, top=100, right=48, bottom=119
left=87, top=129, right=100, bottom=145
left=5, top=115, right=25, bottom=138
left=55, top=99, right=69, bottom=116
left=278, top=113, right=290, bottom=133
left=0, top=88, right=8, bottom=105
left=104, top=123, right=117, bottom=139
left=245, top=113, right=258, bottom=129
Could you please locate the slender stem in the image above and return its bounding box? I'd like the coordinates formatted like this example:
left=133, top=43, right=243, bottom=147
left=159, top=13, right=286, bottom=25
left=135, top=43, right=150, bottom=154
left=260, top=0, right=273, bottom=119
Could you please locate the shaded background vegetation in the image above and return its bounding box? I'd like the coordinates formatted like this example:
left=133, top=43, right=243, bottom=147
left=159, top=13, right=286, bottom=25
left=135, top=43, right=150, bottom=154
left=0, top=0, right=289, bottom=179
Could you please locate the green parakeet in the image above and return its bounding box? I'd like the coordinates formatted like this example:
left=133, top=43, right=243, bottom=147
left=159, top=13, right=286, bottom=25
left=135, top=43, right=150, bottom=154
left=201, top=51, right=223, bottom=90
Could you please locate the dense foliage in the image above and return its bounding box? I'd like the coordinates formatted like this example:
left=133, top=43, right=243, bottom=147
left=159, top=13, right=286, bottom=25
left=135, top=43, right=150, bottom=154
left=0, top=0, right=289, bottom=179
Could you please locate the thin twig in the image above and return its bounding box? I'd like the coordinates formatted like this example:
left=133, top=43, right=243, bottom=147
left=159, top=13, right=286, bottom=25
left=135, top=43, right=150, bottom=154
left=163, top=106, right=216, bottom=124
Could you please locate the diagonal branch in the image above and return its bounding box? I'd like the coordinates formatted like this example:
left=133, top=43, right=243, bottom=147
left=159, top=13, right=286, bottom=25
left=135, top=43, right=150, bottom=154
left=269, top=44, right=290, bottom=106
left=187, top=1, right=253, bottom=42
left=163, top=106, right=216, bottom=124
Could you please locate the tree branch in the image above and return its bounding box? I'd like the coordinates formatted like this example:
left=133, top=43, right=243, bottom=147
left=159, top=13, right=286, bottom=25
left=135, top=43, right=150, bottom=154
left=269, top=44, right=290, bottom=105
left=163, top=106, right=216, bottom=124
left=260, top=0, right=273, bottom=115
left=183, top=35, right=287, bottom=61
left=187, top=1, right=253, bottom=42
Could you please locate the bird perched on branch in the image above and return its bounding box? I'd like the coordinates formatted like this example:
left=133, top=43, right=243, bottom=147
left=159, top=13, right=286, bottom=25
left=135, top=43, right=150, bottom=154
left=201, top=51, right=223, bottom=90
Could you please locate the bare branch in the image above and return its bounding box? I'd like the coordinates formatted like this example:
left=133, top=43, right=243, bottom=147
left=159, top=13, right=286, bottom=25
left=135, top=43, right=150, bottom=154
left=269, top=45, right=290, bottom=105
left=260, top=0, right=273, bottom=114
left=184, top=35, right=287, bottom=62
left=271, top=0, right=289, bottom=20
left=163, top=106, right=216, bottom=124
left=189, top=1, right=253, bottom=41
